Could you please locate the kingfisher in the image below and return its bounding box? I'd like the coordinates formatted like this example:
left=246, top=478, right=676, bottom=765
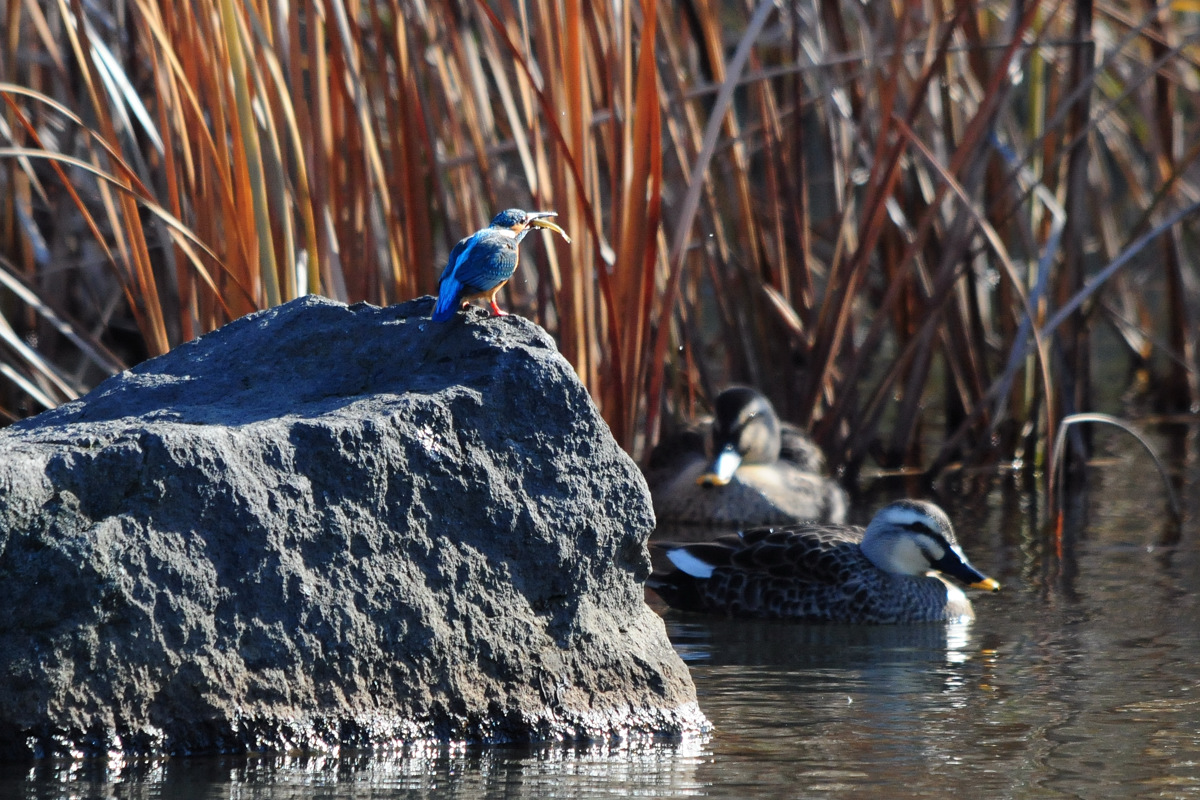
left=431, top=209, right=571, bottom=321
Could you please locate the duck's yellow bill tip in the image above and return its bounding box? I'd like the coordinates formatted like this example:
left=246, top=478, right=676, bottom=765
left=971, top=577, right=1001, bottom=592
left=696, top=472, right=731, bottom=487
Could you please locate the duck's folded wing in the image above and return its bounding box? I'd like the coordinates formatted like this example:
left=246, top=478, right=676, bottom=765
left=724, top=524, right=866, bottom=583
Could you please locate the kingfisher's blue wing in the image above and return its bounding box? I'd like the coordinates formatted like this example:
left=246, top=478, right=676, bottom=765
left=437, top=236, right=472, bottom=284
left=453, top=232, right=519, bottom=293
left=432, top=236, right=474, bottom=321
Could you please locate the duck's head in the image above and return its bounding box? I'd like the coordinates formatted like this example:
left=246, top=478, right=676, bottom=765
left=696, top=387, right=782, bottom=487
left=859, top=500, right=1000, bottom=591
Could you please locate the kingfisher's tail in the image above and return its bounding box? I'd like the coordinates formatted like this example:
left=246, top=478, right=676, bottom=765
left=432, top=279, right=463, bottom=321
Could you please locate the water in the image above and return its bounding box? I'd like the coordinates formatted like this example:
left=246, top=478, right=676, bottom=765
left=5, top=429, right=1200, bottom=798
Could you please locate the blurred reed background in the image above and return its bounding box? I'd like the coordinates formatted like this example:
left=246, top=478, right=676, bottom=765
left=1, top=0, right=1198, bottom=487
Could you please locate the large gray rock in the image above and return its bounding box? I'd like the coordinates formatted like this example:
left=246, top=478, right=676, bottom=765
left=0, top=296, right=704, bottom=760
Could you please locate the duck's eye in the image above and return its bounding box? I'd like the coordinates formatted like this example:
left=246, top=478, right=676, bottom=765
left=903, top=521, right=936, bottom=536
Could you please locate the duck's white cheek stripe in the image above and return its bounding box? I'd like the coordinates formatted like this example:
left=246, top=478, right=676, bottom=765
left=915, top=535, right=945, bottom=562
left=882, top=508, right=929, bottom=528
left=667, top=549, right=717, bottom=579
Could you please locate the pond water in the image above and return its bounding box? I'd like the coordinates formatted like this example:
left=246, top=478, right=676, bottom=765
left=5, top=426, right=1199, bottom=799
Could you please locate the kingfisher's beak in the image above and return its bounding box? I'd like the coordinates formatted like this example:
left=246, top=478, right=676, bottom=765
left=526, top=212, right=572, bottom=244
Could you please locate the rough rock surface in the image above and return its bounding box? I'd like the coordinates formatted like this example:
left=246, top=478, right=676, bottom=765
left=0, top=296, right=704, bottom=760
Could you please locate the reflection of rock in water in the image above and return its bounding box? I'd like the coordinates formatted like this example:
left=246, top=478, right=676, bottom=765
left=7, top=738, right=713, bottom=799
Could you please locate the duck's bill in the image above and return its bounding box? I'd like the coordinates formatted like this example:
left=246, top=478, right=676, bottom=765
left=696, top=446, right=742, bottom=487
left=528, top=212, right=572, bottom=243
left=932, top=548, right=1001, bottom=592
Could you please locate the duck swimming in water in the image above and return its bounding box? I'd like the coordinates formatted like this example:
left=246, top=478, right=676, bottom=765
left=646, top=386, right=847, bottom=526
left=648, top=499, right=1000, bottom=623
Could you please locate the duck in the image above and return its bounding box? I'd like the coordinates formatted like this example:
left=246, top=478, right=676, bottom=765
left=647, top=499, right=1000, bottom=623
left=645, top=386, right=847, bottom=527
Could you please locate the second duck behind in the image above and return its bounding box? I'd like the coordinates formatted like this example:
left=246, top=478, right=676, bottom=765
left=646, top=386, right=847, bottom=527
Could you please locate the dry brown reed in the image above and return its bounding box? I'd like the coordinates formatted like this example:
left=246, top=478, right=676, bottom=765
left=1, top=0, right=1198, bottom=486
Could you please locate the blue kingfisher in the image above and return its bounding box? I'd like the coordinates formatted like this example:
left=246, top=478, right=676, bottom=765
left=431, top=209, right=570, bottom=321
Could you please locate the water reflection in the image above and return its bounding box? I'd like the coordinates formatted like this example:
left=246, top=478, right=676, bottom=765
left=3, top=737, right=713, bottom=799
left=667, top=615, right=977, bottom=670
left=670, top=611, right=1012, bottom=798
